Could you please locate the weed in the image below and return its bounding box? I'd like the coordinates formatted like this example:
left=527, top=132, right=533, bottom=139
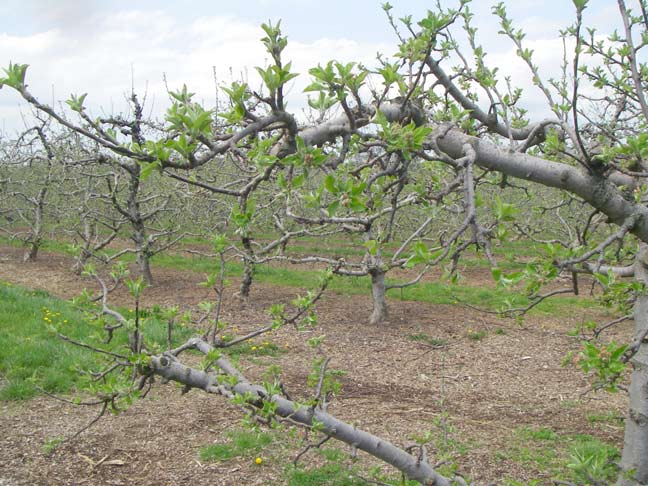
left=409, top=414, right=472, bottom=479
left=42, top=437, right=63, bottom=455
left=0, top=282, right=193, bottom=400
left=408, top=333, right=448, bottom=346
left=559, top=399, right=578, bottom=409
left=567, top=435, right=620, bottom=484
left=315, top=448, right=342, bottom=463
left=501, top=427, right=620, bottom=483
left=518, top=426, right=559, bottom=441
left=587, top=411, right=624, bottom=425
left=200, top=429, right=273, bottom=462
left=466, top=329, right=487, bottom=341
left=286, top=463, right=364, bottom=486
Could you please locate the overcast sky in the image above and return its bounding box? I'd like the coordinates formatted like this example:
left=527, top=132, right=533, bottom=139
left=0, top=0, right=617, bottom=134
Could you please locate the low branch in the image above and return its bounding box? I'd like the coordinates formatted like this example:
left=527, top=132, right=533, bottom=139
left=148, top=338, right=458, bottom=485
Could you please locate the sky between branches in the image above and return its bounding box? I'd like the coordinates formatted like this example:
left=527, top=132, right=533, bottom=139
left=0, top=0, right=617, bottom=134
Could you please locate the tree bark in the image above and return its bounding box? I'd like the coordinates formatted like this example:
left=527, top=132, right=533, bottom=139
left=239, top=236, right=254, bottom=300
left=124, top=167, right=153, bottom=285
left=72, top=219, right=94, bottom=275
left=137, top=250, right=153, bottom=285
left=617, top=244, right=648, bottom=486
left=132, top=224, right=153, bottom=285
left=369, top=266, right=388, bottom=325
left=22, top=240, right=40, bottom=262
left=23, top=187, right=46, bottom=262
left=433, top=128, right=648, bottom=243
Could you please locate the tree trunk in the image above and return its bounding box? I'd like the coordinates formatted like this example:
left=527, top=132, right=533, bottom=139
left=22, top=240, right=40, bottom=262
left=137, top=251, right=153, bottom=285
left=72, top=220, right=93, bottom=274
left=617, top=244, right=648, bottom=486
left=72, top=248, right=91, bottom=275
left=24, top=189, right=45, bottom=262
left=239, top=236, right=254, bottom=300
left=369, top=267, right=388, bottom=325
left=133, top=226, right=153, bottom=285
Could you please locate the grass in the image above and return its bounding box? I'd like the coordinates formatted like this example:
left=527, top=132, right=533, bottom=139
left=286, top=463, right=365, bottom=486
left=0, top=235, right=597, bottom=316
left=408, top=333, right=448, bottom=346
left=0, top=281, right=106, bottom=400
left=224, top=339, right=285, bottom=369
left=0, top=281, right=193, bottom=400
left=199, top=429, right=273, bottom=462
left=466, top=329, right=487, bottom=341
left=587, top=411, right=624, bottom=425
left=499, top=426, right=620, bottom=484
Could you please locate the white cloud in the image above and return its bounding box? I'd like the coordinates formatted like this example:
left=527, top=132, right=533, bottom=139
left=0, top=1, right=618, bottom=135
left=0, top=10, right=391, bottom=134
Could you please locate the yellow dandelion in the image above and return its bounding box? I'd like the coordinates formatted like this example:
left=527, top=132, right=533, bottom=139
left=255, top=457, right=263, bottom=465
left=251, top=346, right=257, bottom=351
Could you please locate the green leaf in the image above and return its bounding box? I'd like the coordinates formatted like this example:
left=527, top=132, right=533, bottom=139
left=65, top=93, right=88, bottom=113
left=572, top=0, right=589, bottom=12
left=0, top=62, right=29, bottom=90
left=139, top=160, right=161, bottom=180
left=324, top=174, right=337, bottom=194
left=291, top=173, right=306, bottom=189
left=327, top=200, right=340, bottom=216
left=493, top=196, right=519, bottom=222
left=364, top=240, right=379, bottom=256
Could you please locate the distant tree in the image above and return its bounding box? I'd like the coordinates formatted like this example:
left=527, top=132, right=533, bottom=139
left=0, top=118, right=67, bottom=262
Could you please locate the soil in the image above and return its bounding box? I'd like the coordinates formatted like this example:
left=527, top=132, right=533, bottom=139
left=0, top=245, right=631, bottom=485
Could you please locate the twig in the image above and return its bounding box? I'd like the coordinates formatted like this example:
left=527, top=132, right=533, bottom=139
left=292, top=434, right=332, bottom=466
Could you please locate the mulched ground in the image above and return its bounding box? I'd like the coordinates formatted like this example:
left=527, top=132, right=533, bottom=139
left=0, top=245, right=630, bottom=485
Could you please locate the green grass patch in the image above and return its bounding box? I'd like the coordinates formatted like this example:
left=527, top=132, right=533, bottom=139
left=286, top=463, right=365, bottom=486
left=408, top=333, right=448, bottom=346
left=587, top=411, right=624, bottom=425
left=466, top=329, right=487, bottom=341
left=499, top=426, right=620, bottom=484
left=0, top=282, right=105, bottom=400
left=0, top=281, right=193, bottom=400
left=0, top=235, right=600, bottom=316
left=199, top=429, right=273, bottom=462
left=225, top=339, right=284, bottom=361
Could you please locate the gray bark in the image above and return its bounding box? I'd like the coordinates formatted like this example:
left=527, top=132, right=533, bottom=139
left=618, top=244, right=648, bottom=486
left=23, top=240, right=40, bottom=262
left=149, top=338, right=460, bottom=486
left=239, top=236, right=254, bottom=300
left=126, top=169, right=153, bottom=285
left=369, top=266, right=388, bottom=325
left=137, top=248, right=153, bottom=285
left=23, top=187, right=46, bottom=262
left=133, top=225, right=153, bottom=285
left=72, top=219, right=94, bottom=275
left=433, top=128, right=648, bottom=243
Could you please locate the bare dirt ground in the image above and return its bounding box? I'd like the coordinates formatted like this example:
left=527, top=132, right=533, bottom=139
left=0, top=245, right=630, bottom=485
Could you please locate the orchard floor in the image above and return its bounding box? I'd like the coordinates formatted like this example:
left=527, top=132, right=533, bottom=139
left=0, top=246, right=631, bottom=485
